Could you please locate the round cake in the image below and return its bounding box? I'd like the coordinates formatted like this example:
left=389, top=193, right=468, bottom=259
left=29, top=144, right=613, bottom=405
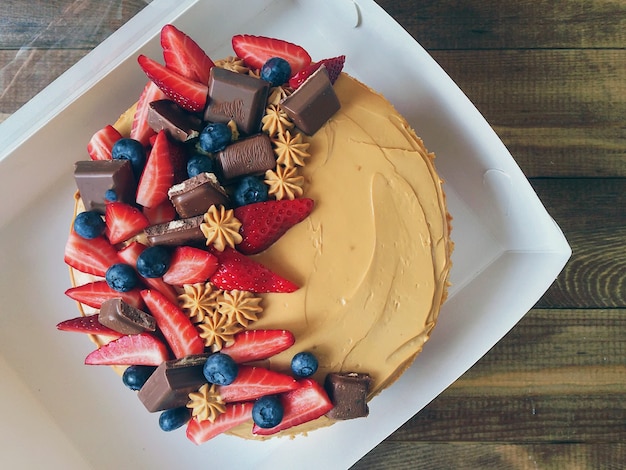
left=60, top=26, right=452, bottom=443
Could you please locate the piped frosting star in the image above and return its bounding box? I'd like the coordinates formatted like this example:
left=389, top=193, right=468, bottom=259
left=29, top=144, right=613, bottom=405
left=265, top=165, right=305, bottom=200
left=200, top=205, right=243, bottom=252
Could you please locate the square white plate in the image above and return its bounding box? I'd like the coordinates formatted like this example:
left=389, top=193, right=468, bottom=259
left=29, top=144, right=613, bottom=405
left=0, top=0, right=570, bottom=468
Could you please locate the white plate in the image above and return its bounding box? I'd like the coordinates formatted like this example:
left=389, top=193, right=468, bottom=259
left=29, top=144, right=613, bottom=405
left=0, top=0, right=570, bottom=468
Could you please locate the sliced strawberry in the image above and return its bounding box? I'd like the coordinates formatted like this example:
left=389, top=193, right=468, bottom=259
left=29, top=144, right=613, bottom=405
left=288, top=55, right=346, bottom=89
left=137, top=54, right=208, bottom=113
left=56, top=314, right=123, bottom=339
left=87, top=125, right=122, bottom=161
left=252, top=378, right=333, bottom=436
left=104, top=201, right=150, bottom=245
left=141, top=289, right=205, bottom=358
left=232, top=34, right=311, bottom=75
left=162, top=246, right=218, bottom=285
left=161, top=24, right=214, bottom=85
left=65, top=281, right=144, bottom=310
left=136, top=130, right=175, bottom=208
left=84, top=333, right=170, bottom=366
left=217, top=365, right=298, bottom=403
left=221, top=329, right=295, bottom=364
left=64, top=231, right=119, bottom=276
left=142, top=199, right=177, bottom=225
left=186, top=402, right=253, bottom=445
left=131, top=81, right=167, bottom=146
left=235, top=198, right=314, bottom=255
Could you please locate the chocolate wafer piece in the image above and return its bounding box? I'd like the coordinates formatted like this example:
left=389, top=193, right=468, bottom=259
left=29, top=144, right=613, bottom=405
left=324, top=372, right=371, bottom=420
left=218, top=133, right=276, bottom=181
left=98, top=298, right=156, bottom=335
left=145, top=215, right=205, bottom=246
left=147, top=99, right=203, bottom=142
left=74, top=159, right=136, bottom=213
left=168, top=172, right=230, bottom=218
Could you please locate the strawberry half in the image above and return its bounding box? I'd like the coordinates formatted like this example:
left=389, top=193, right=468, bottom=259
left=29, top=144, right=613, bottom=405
left=56, top=314, right=123, bottom=339
left=142, top=199, right=177, bottom=225
left=162, top=246, right=218, bottom=286
left=130, top=81, right=167, bottom=146
left=221, top=329, right=295, bottom=364
left=64, top=231, right=119, bottom=276
left=210, top=247, right=298, bottom=293
left=289, top=55, right=346, bottom=89
left=136, top=130, right=175, bottom=208
left=137, top=54, right=208, bottom=112
left=65, top=281, right=144, bottom=310
left=252, top=378, right=333, bottom=436
left=161, top=24, right=214, bottom=85
left=232, top=34, right=311, bottom=75
left=186, top=402, right=253, bottom=445
left=84, top=333, right=170, bottom=366
left=87, top=125, right=122, bottom=161
left=104, top=201, right=150, bottom=245
left=141, top=289, right=205, bottom=359
left=217, top=365, right=298, bottom=403
left=234, top=198, right=314, bottom=255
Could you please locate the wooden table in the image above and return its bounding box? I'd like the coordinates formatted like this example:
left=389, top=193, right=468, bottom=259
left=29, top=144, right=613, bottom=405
left=2, top=1, right=624, bottom=468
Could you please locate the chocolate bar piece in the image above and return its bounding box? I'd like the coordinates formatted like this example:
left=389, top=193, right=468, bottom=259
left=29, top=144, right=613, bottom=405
left=218, top=133, right=276, bottom=181
left=145, top=215, right=205, bottom=246
left=138, top=354, right=210, bottom=412
left=324, top=372, right=371, bottom=420
left=148, top=99, right=203, bottom=142
left=280, top=66, right=340, bottom=135
left=98, top=298, right=156, bottom=335
left=168, top=172, right=230, bottom=218
left=204, top=67, right=269, bottom=135
left=74, top=159, right=136, bottom=213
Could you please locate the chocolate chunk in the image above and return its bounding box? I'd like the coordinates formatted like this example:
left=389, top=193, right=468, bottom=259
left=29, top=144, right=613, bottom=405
left=280, top=66, right=340, bottom=135
left=147, top=99, right=203, bottom=142
left=145, top=215, right=205, bottom=246
left=74, top=159, right=136, bottom=213
left=324, top=372, right=371, bottom=420
left=98, top=298, right=156, bottom=335
left=138, top=354, right=210, bottom=412
left=168, top=172, right=230, bottom=218
left=204, top=67, right=269, bottom=135
left=218, top=133, right=275, bottom=181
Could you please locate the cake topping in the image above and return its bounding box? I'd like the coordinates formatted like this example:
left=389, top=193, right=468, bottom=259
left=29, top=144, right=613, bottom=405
left=179, top=282, right=221, bottom=323
left=168, top=172, right=230, bottom=218
left=264, top=165, right=305, bottom=200
left=197, top=309, right=244, bottom=351
left=267, top=86, right=293, bottom=106
left=147, top=99, right=203, bottom=142
left=144, top=215, right=205, bottom=246
left=324, top=372, right=371, bottom=420
left=217, top=289, right=263, bottom=328
left=98, top=298, right=156, bottom=335
left=200, top=205, right=243, bottom=251
left=218, top=133, right=276, bottom=181
left=272, top=129, right=310, bottom=168
left=74, top=159, right=135, bottom=213
left=261, top=103, right=294, bottom=137
left=187, top=383, right=226, bottom=422
left=214, top=56, right=250, bottom=75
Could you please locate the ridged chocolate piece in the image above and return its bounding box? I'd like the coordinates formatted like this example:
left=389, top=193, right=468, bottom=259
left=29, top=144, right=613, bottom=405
left=145, top=215, right=205, bottom=246
left=168, top=172, right=230, bottom=218
left=74, top=159, right=135, bottom=213
left=324, top=372, right=371, bottom=420
left=98, top=298, right=156, bottom=335
left=147, top=99, right=203, bottom=142
left=218, top=133, right=275, bottom=181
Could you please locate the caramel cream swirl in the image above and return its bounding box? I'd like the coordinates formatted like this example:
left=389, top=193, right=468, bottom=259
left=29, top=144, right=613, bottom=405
left=264, top=166, right=305, bottom=201
left=200, top=205, right=242, bottom=252
left=217, top=290, right=263, bottom=328
left=187, top=383, right=226, bottom=422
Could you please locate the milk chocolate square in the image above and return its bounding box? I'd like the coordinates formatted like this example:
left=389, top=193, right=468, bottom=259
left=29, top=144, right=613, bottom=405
left=324, top=372, right=371, bottom=420
left=98, top=298, right=156, bottom=335
left=218, top=133, right=276, bottom=181
left=74, top=159, right=136, bottom=213
left=168, top=172, right=230, bottom=218
left=148, top=99, right=203, bottom=142
left=145, top=215, right=205, bottom=246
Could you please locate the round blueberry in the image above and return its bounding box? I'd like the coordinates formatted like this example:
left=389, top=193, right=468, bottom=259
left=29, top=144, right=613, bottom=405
left=159, top=407, right=191, bottom=432
left=233, top=175, right=269, bottom=207
left=252, top=395, right=284, bottom=429
left=203, top=353, right=238, bottom=385
left=73, top=211, right=105, bottom=239
left=290, top=351, right=318, bottom=378
left=122, top=365, right=157, bottom=391
left=112, top=138, right=146, bottom=178
left=187, top=153, right=215, bottom=178
left=104, top=188, right=118, bottom=202
left=198, top=123, right=232, bottom=153
left=105, top=263, right=139, bottom=292
left=136, top=245, right=171, bottom=278
left=260, top=57, right=292, bottom=87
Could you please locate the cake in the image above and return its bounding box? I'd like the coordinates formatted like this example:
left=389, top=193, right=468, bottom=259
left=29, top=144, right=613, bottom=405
left=59, top=25, right=452, bottom=443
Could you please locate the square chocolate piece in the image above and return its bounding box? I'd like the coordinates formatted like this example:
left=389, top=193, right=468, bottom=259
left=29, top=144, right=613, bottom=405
left=148, top=99, right=203, bottom=142
left=168, top=172, right=230, bottom=218
left=324, top=372, right=371, bottom=420
left=145, top=215, right=205, bottom=246
left=218, top=133, right=276, bottom=181
left=74, top=159, right=136, bottom=213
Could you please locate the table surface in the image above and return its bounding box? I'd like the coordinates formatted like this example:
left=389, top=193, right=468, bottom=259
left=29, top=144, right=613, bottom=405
left=2, top=1, right=624, bottom=468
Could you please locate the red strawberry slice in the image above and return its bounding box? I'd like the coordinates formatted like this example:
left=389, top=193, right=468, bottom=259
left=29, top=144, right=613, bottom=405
left=162, top=246, right=218, bottom=286
left=186, top=402, right=253, bottom=445
left=232, top=34, right=311, bottom=75
left=137, top=54, right=208, bottom=113
left=234, top=198, right=314, bottom=255
left=136, top=130, right=175, bottom=208
left=131, top=81, right=167, bottom=146
left=217, top=365, right=298, bottom=403
left=56, top=314, right=123, bottom=339
left=221, top=329, right=295, bottom=364
left=161, top=24, right=214, bottom=85
left=65, top=281, right=144, bottom=310
left=288, top=55, right=346, bottom=89
left=142, top=199, right=177, bottom=225
left=210, top=247, right=298, bottom=293
left=104, top=201, right=150, bottom=245
left=252, top=378, right=333, bottom=436
left=141, top=289, right=205, bottom=358
left=84, top=332, right=170, bottom=366
left=64, top=231, right=119, bottom=276
left=87, top=125, right=122, bottom=160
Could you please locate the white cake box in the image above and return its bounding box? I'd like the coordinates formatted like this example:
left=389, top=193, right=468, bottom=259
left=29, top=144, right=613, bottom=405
left=0, top=0, right=570, bottom=468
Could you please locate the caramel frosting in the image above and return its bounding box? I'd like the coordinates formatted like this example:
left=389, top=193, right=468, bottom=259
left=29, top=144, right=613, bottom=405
left=214, top=56, right=249, bottom=75
left=178, top=282, right=221, bottom=323
left=200, top=205, right=242, bottom=251
left=197, top=309, right=244, bottom=351
left=217, top=289, right=263, bottom=328
left=264, top=165, right=305, bottom=200
left=187, top=383, right=226, bottom=422
left=261, top=103, right=294, bottom=137
left=272, top=130, right=310, bottom=168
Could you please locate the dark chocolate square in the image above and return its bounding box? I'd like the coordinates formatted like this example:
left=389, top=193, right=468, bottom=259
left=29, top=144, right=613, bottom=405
left=74, top=159, right=135, bottom=213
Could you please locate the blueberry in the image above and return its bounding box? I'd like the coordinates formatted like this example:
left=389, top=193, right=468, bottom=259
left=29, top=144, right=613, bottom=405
left=73, top=211, right=105, bottom=239
left=122, top=365, right=157, bottom=391
left=198, top=123, right=232, bottom=153
left=159, top=407, right=191, bottom=432
left=232, top=175, right=269, bottom=207
left=136, top=245, right=171, bottom=278
left=252, top=395, right=284, bottom=429
left=290, top=351, right=318, bottom=378
left=186, top=153, right=215, bottom=178
left=105, top=263, right=139, bottom=292
left=112, top=138, right=146, bottom=178
left=260, top=57, right=291, bottom=87
left=104, top=188, right=118, bottom=202
left=203, top=353, right=238, bottom=385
